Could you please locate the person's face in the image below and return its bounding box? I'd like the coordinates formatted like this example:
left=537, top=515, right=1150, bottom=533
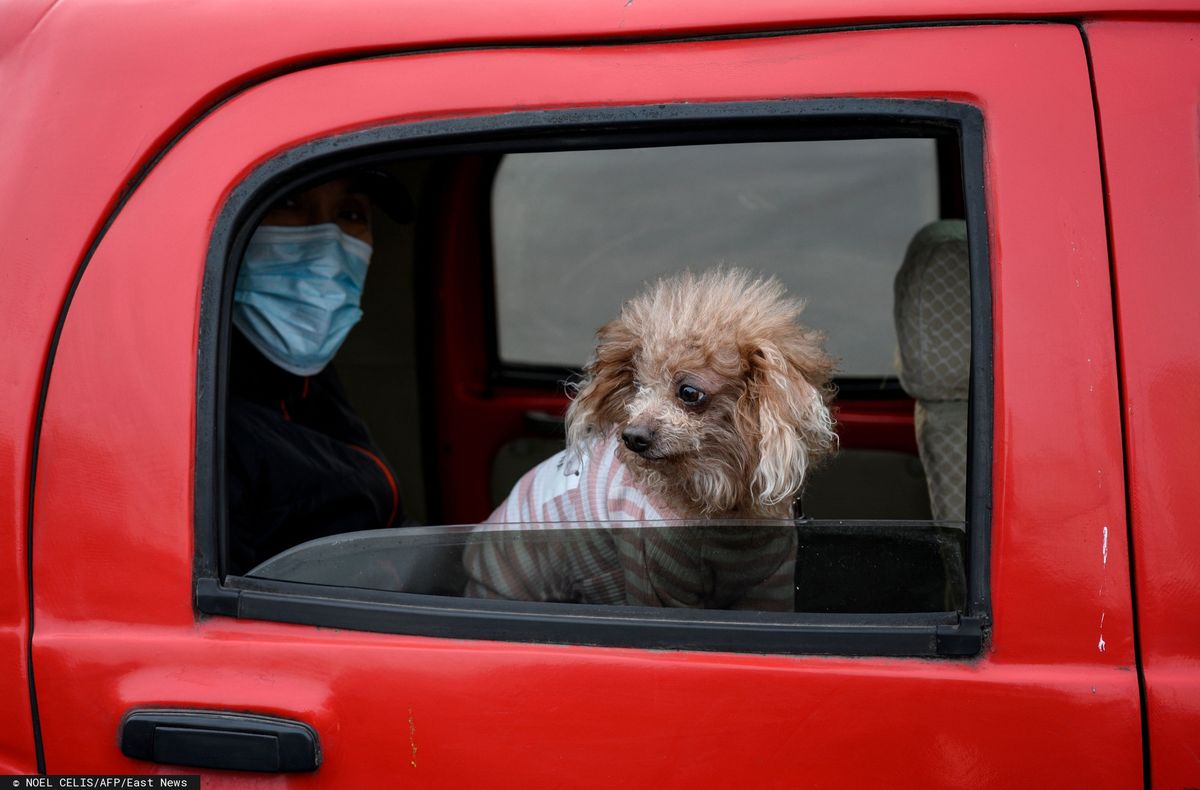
left=262, top=178, right=373, bottom=245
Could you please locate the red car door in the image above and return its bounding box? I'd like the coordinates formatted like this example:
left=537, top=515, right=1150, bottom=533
left=30, top=22, right=1138, bottom=786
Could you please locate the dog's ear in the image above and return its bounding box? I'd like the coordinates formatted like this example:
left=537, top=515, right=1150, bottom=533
left=565, top=316, right=640, bottom=458
left=737, top=329, right=837, bottom=509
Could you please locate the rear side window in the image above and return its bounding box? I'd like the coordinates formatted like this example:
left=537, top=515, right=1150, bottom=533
left=493, top=139, right=939, bottom=377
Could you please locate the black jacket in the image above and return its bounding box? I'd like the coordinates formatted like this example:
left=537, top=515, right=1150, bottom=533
left=225, top=332, right=400, bottom=575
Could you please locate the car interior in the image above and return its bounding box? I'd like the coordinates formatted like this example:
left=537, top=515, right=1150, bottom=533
left=229, top=128, right=974, bottom=615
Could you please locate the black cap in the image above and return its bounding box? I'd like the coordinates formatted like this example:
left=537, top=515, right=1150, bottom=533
left=348, top=169, right=415, bottom=224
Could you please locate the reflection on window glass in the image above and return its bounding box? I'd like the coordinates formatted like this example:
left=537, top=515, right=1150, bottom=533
left=493, top=139, right=939, bottom=375
left=466, top=520, right=799, bottom=610
left=247, top=521, right=966, bottom=614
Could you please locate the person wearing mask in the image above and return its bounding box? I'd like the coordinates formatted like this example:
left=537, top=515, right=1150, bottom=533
left=225, top=172, right=412, bottom=575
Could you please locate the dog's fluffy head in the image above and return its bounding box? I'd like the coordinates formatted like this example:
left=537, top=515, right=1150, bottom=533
left=566, top=268, right=836, bottom=518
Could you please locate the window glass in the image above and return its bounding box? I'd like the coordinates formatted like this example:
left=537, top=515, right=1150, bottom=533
left=247, top=521, right=965, bottom=613
left=492, top=139, right=939, bottom=376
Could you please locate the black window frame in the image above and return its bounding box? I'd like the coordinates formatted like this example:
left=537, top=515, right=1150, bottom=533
left=196, top=99, right=992, bottom=658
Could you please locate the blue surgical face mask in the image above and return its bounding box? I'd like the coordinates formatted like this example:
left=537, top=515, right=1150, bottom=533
left=232, top=223, right=372, bottom=376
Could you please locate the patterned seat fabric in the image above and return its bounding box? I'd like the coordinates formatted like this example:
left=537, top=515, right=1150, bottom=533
left=894, top=220, right=970, bottom=522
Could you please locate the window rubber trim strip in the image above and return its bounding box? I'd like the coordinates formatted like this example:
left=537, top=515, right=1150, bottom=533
left=200, top=577, right=979, bottom=657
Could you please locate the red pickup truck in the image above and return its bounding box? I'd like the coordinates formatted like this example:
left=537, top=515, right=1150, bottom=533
left=2, top=0, right=1197, bottom=786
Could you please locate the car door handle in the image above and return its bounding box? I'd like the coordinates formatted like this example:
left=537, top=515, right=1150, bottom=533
left=120, top=709, right=320, bottom=773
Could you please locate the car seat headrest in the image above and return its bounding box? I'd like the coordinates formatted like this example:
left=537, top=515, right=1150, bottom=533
left=893, top=220, right=971, bottom=401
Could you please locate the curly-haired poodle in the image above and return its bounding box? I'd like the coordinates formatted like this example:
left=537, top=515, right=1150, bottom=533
left=465, top=268, right=836, bottom=609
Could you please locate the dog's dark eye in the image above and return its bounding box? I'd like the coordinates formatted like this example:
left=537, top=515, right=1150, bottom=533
left=677, top=384, right=706, bottom=405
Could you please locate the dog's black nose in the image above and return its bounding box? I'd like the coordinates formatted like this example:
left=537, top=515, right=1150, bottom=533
left=622, top=426, right=655, bottom=454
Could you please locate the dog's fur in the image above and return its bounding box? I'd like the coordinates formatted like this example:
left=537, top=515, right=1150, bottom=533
left=565, top=268, right=837, bottom=519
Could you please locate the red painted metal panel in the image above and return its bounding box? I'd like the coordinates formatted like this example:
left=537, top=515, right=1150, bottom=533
left=28, top=23, right=1136, bottom=785
left=0, top=640, right=35, bottom=772
left=1, top=5, right=1190, bottom=770
left=1087, top=20, right=1200, bottom=788
left=33, top=623, right=1141, bottom=787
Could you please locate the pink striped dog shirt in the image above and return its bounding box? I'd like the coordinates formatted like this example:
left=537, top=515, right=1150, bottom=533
left=463, top=434, right=797, bottom=610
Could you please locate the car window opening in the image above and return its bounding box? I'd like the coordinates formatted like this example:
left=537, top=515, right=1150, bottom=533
left=216, top=116, right=980, bottom=640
